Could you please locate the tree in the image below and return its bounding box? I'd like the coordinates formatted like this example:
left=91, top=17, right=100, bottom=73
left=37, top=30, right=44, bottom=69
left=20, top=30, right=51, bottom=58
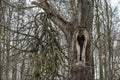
left=0, top=0, right=2, bottom=80
left=93, top=0, right=120, bottom=79
left=32, top=0, right=94, bottom=80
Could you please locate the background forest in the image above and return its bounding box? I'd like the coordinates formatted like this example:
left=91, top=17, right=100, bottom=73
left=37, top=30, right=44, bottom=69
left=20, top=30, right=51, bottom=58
left=0, top=0, right=120, bottom=80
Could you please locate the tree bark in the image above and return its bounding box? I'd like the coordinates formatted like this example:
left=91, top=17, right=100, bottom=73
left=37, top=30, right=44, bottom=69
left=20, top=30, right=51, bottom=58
left=0, top=0, right=2, bottom=80
left=32, top=0, right=94, bottom=80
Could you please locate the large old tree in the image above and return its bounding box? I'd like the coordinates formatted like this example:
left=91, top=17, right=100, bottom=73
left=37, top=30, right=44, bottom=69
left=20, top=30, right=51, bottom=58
left=32, top=0, right=94, bottom=80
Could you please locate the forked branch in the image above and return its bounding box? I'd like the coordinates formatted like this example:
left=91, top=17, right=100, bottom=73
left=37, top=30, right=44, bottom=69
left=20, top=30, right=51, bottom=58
left=31, top=0, right=69, bottom=35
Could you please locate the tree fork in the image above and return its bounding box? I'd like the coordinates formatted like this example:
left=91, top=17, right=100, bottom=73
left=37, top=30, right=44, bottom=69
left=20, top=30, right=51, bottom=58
left=31, top=0, right=94, bottom=80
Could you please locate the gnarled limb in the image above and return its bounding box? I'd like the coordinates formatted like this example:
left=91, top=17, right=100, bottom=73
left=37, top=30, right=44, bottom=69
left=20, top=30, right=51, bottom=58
left=31, top=0, right=69, bottom=36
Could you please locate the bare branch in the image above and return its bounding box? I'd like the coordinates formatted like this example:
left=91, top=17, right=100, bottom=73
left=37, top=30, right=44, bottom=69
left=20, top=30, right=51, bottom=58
left=31, top=0, right=69, bottom=35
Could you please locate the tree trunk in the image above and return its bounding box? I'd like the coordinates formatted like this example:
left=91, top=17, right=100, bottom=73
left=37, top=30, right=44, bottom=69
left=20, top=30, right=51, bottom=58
left=70, top=0, right=94, bottom=80
left=32, top=0, right=94, bottom=80
left=12, top=64, right=17, bottom=80
left=70, top=31, right=94, bottom=80
left=0, top=1, right=2, bottom=80
left=0, top=39, right=2, bottom=80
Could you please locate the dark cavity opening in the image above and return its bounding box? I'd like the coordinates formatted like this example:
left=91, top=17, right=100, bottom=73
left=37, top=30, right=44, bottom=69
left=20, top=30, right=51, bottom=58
left=77, top=35, right=85, bottom=61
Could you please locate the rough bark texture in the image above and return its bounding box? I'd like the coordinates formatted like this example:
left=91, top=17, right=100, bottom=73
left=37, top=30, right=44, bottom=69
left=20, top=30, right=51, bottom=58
left=32, top=0, right=94, bottom=80
left=0, top=6, right=2, bottom=80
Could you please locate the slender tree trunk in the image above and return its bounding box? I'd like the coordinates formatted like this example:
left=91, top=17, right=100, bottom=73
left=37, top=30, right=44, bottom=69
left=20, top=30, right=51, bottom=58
left=0, top=39, right=2, bottom=80
left=95, top=4, right=104, bottom=79
left=12, top=64, right=17, bottom=80
left=5, top=25, right=10, bottom=80
left=0, top=0, right=2, bottom=80
left=105, top=0, right=113, bottom=79
left=20, top=57, right=25, bottom=80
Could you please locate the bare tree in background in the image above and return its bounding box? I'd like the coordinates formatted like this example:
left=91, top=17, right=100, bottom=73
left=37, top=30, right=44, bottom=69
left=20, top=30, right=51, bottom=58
left=94, top=0, right=120, bottom=80
left=0, top=0, right=3, bottom=80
